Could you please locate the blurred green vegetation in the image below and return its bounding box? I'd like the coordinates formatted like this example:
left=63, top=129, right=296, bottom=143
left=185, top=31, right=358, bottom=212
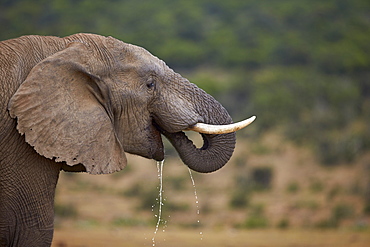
left=316, top=203, right=355, bottom=228
left=54, top=203, right=78, bottom=219
left=242, top=204, right=269, bottom=229
left=1, top=0, right=369, bottom=165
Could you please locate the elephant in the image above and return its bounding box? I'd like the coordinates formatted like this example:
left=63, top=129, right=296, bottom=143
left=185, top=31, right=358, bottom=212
left=0, top=33, right=255, bottom=246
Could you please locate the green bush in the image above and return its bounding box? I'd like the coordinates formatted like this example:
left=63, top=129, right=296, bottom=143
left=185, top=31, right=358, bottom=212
left=138, top=187, right=160, bottom=210
left=309, top=180, right=324, bottom=193
left=315, top=218, right=338, bottom=229
left=54, top=203, right=78, bottom=219
left=286, top=181, right=300, bottom=194
left=315, top=203, right=355, bottom=228
left=165, top=201, right=190, bottom=212
left=166, top=176, right=187, bottom=191
left=244, top=215, right=269, bottom=229
left=327, top=185, right=342, bottom=200
left=363, top=203, right=370, bottom=216
left=229, top=171, right=252, bottom=209
left=317, top=133, right=365, bottom=166
left=277, top=218, right=290, bottom=229
left=251, top=167, right=273, bottom=191
left=121, top=183, right=144, bottom=198
left=243, top=204, right=269, bottom=229
left=111, top=217, right=147, bottom=227
left=229, top=190, right=250, bottom=209
left=332, top=203, right=354, bottom=222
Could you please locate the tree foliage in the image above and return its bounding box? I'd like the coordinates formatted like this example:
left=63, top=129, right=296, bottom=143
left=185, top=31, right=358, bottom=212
left=1, top=0, right=369, bottom=165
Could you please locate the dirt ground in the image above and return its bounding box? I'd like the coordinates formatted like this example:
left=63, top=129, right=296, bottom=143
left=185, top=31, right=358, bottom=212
left=52, top=227, right=370, bottom=247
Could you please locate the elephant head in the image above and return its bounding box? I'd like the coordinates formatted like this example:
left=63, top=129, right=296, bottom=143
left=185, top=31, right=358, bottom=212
left=8, top=34, right=255, bottom=174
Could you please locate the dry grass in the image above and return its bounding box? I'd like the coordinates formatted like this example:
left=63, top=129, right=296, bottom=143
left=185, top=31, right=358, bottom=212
left=52, top=132, right=370, bottom=247
left=52, top=228, right=370, bottom=247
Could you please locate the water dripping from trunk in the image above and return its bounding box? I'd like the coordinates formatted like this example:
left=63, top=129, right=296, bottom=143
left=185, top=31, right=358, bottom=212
left=151, top=160, right=203, bottom=245
left=188, top=168, right=203, bottom=241
left=152, top=160, right=164, bottom=247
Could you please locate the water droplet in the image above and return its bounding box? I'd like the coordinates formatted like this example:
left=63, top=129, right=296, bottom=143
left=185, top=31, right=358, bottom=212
left=188, top=168, right=203, bottom=240
left=152, top=160, right=165, bottom=247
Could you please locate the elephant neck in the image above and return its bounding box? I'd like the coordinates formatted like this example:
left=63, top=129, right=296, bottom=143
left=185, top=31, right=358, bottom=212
left=4, top=36, right=66, bottom=80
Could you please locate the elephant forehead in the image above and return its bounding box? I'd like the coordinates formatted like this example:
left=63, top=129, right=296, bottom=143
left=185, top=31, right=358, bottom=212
left=125, top=44, right=167, bottom=71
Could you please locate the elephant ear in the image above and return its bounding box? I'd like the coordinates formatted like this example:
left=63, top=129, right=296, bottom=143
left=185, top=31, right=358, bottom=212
left=8, top=42, right=126, bottom=174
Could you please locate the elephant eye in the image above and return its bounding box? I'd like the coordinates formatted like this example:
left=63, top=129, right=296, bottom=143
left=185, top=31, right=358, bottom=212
left=147, top=79, right=156, bottom=90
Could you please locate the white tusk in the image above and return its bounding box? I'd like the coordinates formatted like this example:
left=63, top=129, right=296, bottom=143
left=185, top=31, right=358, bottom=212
left=186, top=116, right=256, bottom=134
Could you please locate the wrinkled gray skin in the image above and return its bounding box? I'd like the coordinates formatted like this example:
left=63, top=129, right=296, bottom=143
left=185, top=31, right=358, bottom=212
left=0, top=34, right=235, bottom=246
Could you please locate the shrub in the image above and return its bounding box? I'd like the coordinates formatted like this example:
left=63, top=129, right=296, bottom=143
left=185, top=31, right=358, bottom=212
left=315, top=218, right=338, bottom=229
left=309, top=180, right=324, bottom=193
left=251, top=167, right=273, bottom=191
left=277, top=218, right=290, bottom=229
left=54, top=203, right=78, bottom=219
left=138, top=187, right=160, bottom=210
left=166, top=176, right=187, bottom=191
left=317, top=133, right=365, bottom=166
left=364, top=203, right=370, bottom=216
left=332, top=203, right=354, bottom=222
left=327, top=185, right=342, bottom=200
left=165, top=201, right=190, bottom=212
left=122, top=183, right=144, bottom=198
left=286, top=181, right=300, bottom=193
left=243, top=204, right=269, bottom=229
left=244, top=215, right=269, bottom=229
left=229, top=190, right=250, bottom=209
left=111, top=217, right=147, bottom=227
left=315, top=203, right=355, bottom=228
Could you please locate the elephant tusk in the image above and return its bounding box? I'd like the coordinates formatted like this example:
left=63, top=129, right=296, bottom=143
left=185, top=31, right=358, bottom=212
left=186, top=116, right=256, bottom=134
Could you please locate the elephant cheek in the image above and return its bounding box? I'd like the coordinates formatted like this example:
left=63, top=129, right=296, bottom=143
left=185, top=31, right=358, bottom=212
left=125, top=124, right=164, bottom=161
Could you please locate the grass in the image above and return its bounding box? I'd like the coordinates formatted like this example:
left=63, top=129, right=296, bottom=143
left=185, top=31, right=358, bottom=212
left=52, top=134, right=370, bottom=246
left=52, top=227, right=370, bottom=247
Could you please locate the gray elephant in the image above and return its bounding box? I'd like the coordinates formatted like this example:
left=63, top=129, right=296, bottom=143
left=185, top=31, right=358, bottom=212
left=0, top=33, right=254, bottom=246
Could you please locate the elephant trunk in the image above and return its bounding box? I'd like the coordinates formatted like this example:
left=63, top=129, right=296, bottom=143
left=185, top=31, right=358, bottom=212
left=163, top=131, right=236, bottom=173
left=162, top=88, right=236, bottom=173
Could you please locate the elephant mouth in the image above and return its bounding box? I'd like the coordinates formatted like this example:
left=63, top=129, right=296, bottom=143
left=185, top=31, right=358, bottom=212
left=151, top=120, right=199, bottom=160
left=152, top=120, right=174, bottom=144
left=149, top=120, right=166, bottom=162
left=151, top=116, right=256, bottom=159
left=153, top=120, right=207, bottom=148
